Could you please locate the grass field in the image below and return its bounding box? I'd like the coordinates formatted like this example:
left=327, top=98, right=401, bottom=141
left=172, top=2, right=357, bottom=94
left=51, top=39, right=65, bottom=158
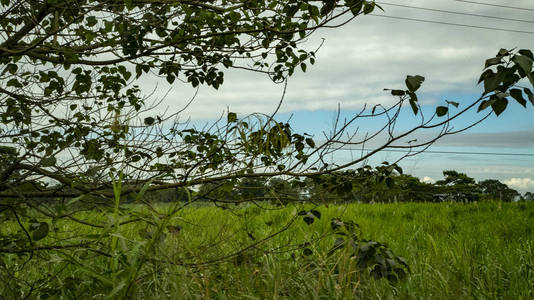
left=2, top=201, right=534, bottom=299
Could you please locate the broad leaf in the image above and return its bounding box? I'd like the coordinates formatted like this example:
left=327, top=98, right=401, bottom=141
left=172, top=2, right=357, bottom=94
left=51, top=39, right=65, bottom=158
left=518, top=49, right=534, bottom=60
left=485, top=57, right=501, bottom=68
left=525, top=88, right=534, bottom=106
left=390, top=89, right=406, bottom=96
left=227, top=112, right=237, bottom=123
left=405, top=75, right=425, bottom=92
left=303, top=215, right=315, bottom=225
left=483, top=72, right=501, bottom=94
left=310, top=210, right=321, bottom=219
left=320, top=0, right=336, bottom=16
left=512, top=54, right=533, bottom=74
left=41, top=156, right=56, bottom=167
left=436, top=106, right=448, bottom=117
left=7, top=78, right=22, bottom=88
left=409, top=99, right=418, bottom=115
left=144, top=117, right=155, bottom=125
left=446, top=100, right=459, bottom=108
left=509, top=89, right=527, bottom=108
left=491, top=97, right=508, bottom=116
left=478, top=69, right=493, bottom=84
left=31, top=222, right=49, bottom=241
left=477, top=98, right=496, bottom=112
left=408, top=92, right=418, bottom=115
left=496, top=48, right=510, bottom=57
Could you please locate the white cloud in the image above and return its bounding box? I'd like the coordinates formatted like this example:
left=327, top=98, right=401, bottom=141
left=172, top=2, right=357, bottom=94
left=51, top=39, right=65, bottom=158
left=502, top=178, right=534, bottom=191
left=152, top=0, right=534, bottom=120
left=420, top=176, right=436, bottom=184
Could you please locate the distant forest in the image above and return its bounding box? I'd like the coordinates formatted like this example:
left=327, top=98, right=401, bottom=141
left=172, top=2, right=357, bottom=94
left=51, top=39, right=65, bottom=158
left=12, top=166, right=531, bottom=205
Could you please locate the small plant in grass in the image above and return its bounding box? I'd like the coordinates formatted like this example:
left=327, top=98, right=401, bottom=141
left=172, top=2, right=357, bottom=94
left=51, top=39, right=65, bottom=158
left=329, top=218, right=410, bottom=282
left=299, top=210, right=409, bottom=283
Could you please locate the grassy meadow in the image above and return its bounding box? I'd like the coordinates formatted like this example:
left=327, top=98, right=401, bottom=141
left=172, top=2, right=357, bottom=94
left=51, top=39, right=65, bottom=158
left=2, top=201, right=534, bottom=299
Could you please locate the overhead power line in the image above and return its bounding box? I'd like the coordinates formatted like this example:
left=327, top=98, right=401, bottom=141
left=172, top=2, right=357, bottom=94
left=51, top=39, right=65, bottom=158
left=378, top=2, right=534, bottom=24
left=337, top=148, right=534, bottom=157
left=455, top=0, right=534, bottom=12
left=370, top=14, right=534, bottom=35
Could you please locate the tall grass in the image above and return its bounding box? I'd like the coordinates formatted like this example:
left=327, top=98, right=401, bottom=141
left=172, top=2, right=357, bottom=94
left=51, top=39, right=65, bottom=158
left=1, top=201, right=533, bottom=299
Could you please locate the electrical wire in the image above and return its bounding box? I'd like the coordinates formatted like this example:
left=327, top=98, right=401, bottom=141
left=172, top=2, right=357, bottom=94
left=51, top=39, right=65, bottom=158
left=370, top=14, right=534, bottom=35
left=455, top=0, right=534, bottom=12
left=378, top=2, right=534, bottom=24
left=334, top=148, right=534, bottom=157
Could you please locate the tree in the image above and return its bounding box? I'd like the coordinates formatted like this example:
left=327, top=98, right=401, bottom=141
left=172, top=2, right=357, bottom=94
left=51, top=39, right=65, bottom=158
left=1, top=0, right=534, bottom=297
left=436, top=170, right=477, bottom=186
left=524, top=192, right=534, bottom=201
left=479, top=179, right=520, bottom=202
left=435, top=170, right=480, bottom=202
left=0, top=146, right=19, bottom=187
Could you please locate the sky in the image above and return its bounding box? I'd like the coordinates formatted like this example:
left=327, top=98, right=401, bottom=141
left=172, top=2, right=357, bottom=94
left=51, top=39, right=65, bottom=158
left=143, top=0, right=534, bottom=193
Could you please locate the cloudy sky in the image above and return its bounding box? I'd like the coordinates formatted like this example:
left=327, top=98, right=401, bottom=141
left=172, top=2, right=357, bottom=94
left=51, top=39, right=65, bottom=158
left=147, top=0, right=534, bottom=193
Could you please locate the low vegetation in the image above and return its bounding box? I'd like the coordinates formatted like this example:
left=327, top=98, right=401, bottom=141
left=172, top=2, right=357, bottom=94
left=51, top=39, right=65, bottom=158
left=1, top=200, right=532, bottom=299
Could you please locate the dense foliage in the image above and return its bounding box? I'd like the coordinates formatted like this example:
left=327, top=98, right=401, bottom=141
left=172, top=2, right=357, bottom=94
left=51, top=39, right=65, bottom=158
left=195, top=169, right=526, bottom=205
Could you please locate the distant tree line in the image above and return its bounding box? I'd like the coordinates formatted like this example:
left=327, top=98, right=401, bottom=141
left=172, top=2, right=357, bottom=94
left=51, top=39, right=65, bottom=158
left=189, top=169, right=528, bottom=204
left=3, top=143, right=528, bottom=204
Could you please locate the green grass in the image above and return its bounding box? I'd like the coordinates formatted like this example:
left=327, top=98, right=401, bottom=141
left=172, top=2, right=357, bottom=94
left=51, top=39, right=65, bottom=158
left=2, top=201, right=534, bottom=299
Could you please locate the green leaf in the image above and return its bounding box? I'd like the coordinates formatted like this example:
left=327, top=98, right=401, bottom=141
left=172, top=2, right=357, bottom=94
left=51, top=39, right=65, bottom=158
left=496, top=48, right=510, bottom=57
left=303, top=215, right=315, bottom=225
left=509, top=89, right=527, bottom=108
left=166, top=74, right=175, bottom=84
left=363, top=2, right=375, bottom=14
left=7, top=78, right=22, bottom=88
left=405, top=75, right=425, bottom=92
left=407, top=91, right=418, bottom=115
left=310, top=210, right=321, bottom=219
left=305, top=137, right=315, bottom=148
left=135, top=64, right=143, bottom=78
left=86, top=16, right=97, bottom=27
left=524, top=88, right=534, bottom=106
left=436, top=106, right=448, bottom=117
left=446, top=100, right=459, bottom=108
left=491, top=97, right=508, bottom=116
left=485, top=57, right=501, bottom=68
left=31, top=222, right=49, bottom=241
left=320, top=0, right=336, bottom=16
left=41, top=156, right=56, bottom=167
left=300, top=63, right=307, bottom=72
left=518, top=49, right=534, bottom=60
left=483, top=72, right=501, bottom=93
left=191, top=77, right=199, bottom=87
left=390, top=89, right=405, bottom=96
left=124, top=0, right=133, bottom=10
left=512, top=54, right=533, bottom=74
left=528, top=72, right=534, bottom=87
left=478, top=97, right=496, bottom=112
left=347, top=0, right=363, bottom=16
left=409, top=99, right=418, bottom=115
left=478, top=69, right=492, bottom=84
left=3, top=63, right=17, bottom=75
left=144, top=117, right=155, bottom=126
left=227, top=112, right=237, bottom=123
